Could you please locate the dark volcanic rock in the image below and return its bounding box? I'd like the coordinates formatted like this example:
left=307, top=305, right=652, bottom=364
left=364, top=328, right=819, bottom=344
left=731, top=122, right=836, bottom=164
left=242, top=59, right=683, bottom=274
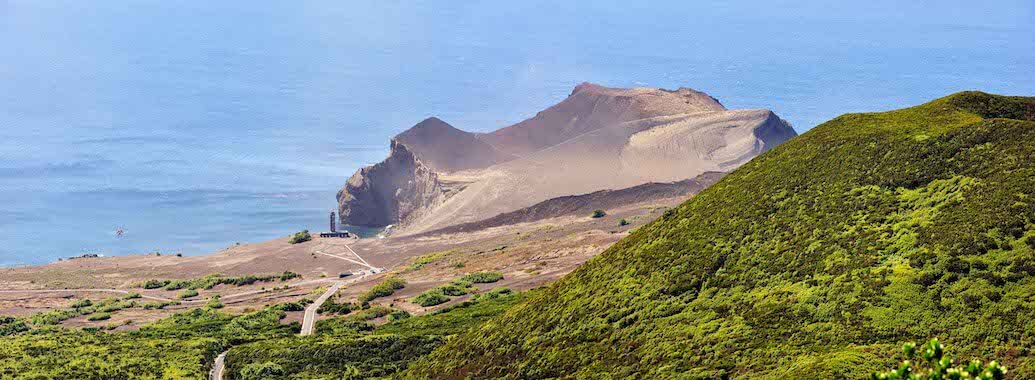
left=336, top=140, right=443, bottom=227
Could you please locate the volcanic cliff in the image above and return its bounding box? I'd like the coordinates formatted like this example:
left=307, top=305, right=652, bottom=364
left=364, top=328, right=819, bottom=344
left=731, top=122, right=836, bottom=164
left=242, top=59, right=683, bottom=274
left=337, top=83, right=797, bottom=234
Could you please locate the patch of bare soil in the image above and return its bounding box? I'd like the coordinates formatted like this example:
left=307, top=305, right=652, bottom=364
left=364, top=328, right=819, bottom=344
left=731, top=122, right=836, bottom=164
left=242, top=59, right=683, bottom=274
left=0, top=195, right=686, bottom=329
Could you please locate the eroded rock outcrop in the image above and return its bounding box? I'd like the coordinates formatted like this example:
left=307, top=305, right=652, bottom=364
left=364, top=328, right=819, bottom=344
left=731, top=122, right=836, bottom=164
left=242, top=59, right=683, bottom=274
left=336, top=140, right=443, bottom=227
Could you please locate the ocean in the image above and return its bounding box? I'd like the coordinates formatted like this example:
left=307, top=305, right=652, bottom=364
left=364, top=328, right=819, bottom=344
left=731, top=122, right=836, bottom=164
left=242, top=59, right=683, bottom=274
left=1, top=0, right=1033, bottom=266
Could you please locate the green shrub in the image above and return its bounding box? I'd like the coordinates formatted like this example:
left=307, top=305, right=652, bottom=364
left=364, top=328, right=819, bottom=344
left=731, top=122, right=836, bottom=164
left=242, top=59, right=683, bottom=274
left=123, top=292, right=142, bottom=300
left=619, top=218, right=630, bottom=226
left=413, top=290, right=449, bottom=307
left=87, top=312, right=111, bottom=321
left=439, top=280, right=474, bottom=296
left=591, top=209, right=607, bottom=218
left=472, top=287, right=512, bottom=301
left=239, top=361, right=285, bottom=379
left=177, top=289, right=199, bottom=299
left=289, top=230, right=312, bottom=244
left=141, top=301, right=174, bottom=310
left=318, top=298, right=353, bottom=315
left=274, top=302, right=305, bottom=312
left=387, top=310, right=411, bottom=321
left=358, top=277, right=406, bottom=302
left=141, top=279, right=170, bottom=289
left=872, top=339, right=1007, bottom=380
left=69, top=299, right=93, bottom=309
left=0, top=317, right=28, bottom=336
left=206, top=296, right=224, bottom=309
left=461, top=271, right=503, bottom=284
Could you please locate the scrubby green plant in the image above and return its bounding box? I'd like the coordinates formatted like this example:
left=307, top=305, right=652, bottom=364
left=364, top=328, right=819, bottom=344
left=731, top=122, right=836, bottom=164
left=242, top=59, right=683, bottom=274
left=144, top=272, right=301, bottom=291
left=872, top=339, right=1007, bottom=380
left=461, top=271, right=503, bottom=284
left=591, top=209, right=606, bottom=218
left=0, top=316, right=28, bottom=336
left=141, top=301, right=176, bottom=310
left=471, top=287, right=512, bottom=301
left=619, top=218, right=630, bottom=226
left=239, top=361, right=285, bottom=379
left=177, top=289, right=199, bottom=299
left=123, top=292, right=142, bottom=300
left=142, top=279, right=170, bottom=289
left=206, top=296, right=224, bottom=309
left=273, top=302, right=305, bottom=312
left=387, top=310, right=411, bottom=321
left=86, top=312, right=111, bottom=321
left=413, top=290, right=449, bottom=307
left=289, top=230, right=312, bottom=244
left=69, top=299, right=93, bottom=309
left=358, top=277, right=406, bottom=302
left=317, top=298, right=353, bottom=315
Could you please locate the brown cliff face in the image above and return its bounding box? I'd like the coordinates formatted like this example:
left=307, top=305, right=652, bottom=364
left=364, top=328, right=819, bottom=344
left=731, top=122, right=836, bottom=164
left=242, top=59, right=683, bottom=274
left=393, top=117, right=515, bottom=173
left=335, top=140, right=443, bottom=227
left=337, top=83, right=797, bottom=233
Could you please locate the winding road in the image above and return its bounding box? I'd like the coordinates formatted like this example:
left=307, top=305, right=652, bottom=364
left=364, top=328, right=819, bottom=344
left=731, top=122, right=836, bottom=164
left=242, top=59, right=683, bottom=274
left=300, top=281, right=344, bottom=336
left=0, top=241, right=381, bottom=380
left=206, top=241, right=379, bottom=379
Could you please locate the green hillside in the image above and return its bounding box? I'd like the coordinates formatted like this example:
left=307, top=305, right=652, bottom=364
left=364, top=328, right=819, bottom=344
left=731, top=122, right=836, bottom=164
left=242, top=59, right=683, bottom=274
left=403, top=92, right=1035, bottom=379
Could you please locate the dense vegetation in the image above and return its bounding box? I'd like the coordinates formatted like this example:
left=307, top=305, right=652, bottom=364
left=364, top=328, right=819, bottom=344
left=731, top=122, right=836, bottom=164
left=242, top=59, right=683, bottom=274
left=0, top=317, right=28, bottom=337
left=140, top=271, right=300, bottom=290
left=30, top=297, right=141, bottom=326
left=224, top=289, right=530, bottom=379
left=0, top=306, right=299, bottom=379
left=461, top=271, right=504, bottom=283
left=289, top=230, right=312, bottom=244
left=873, top=339, right=1006, bottom=380
left=357, top=276, right=406, bottom=302
left=404, top=92, right=1035, bottom=379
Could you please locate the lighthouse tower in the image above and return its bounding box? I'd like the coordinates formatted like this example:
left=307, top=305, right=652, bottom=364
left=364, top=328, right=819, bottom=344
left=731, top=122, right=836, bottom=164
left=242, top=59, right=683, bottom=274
left=330, top=211, right=337, bottom=232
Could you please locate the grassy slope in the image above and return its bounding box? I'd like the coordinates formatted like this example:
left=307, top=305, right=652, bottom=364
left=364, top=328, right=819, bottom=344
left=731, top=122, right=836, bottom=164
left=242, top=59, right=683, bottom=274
left=0, top=308, right=297, bottom=379
left=403, top=92, right=1035, bottom=379
left=223, top=290, right=531, bottom=379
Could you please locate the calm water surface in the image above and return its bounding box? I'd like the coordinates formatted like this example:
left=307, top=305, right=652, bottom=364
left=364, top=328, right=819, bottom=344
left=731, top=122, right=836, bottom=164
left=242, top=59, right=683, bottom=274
left=1, top=0, right=1033, bottom=266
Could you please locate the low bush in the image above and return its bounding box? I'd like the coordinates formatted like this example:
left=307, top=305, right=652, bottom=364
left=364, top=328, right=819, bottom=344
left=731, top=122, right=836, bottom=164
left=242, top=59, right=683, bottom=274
left=87, top=312, right=111, bottom=321
left=289, top=230, right=312, bottom=244
left=413, top=290, right=449, bottom=307
left=178, top=289, right=199, bottom=299
left=142, top=279, right=170, bottom=289
left=461, top=272, right=503, bottom=284
left=318, top=298, right=353, bottom=315
left=273, top=302, right=305, bottom=312
left=872, top=339, right=1007, bottom=380
left=69, top=299, right=93, bottom=309
left=591, top=209, right=606, bottom=218
left=239, top=361, right=285, bottom=379
left=0, top=316, right=28, bottom=336
left=358, top=277, right=406, bottom=302
left=206, top=296, right=224, bottom=309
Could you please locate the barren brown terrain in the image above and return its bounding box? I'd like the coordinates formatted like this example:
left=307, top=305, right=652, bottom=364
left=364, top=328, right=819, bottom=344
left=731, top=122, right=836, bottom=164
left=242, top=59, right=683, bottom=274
left=0, top=190, right=691, bottom=330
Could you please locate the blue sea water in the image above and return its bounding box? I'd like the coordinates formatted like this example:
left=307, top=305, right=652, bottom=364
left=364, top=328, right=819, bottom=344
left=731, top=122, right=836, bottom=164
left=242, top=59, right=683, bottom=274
left=1, top=0, right=1033, bottom=266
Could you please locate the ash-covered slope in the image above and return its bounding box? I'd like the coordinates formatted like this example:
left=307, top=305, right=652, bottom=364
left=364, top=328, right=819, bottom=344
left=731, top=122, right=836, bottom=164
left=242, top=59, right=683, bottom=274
left=403, top=92, right=1035, bottom=379
left=394, top=117, right=515, bottom=173
left=478, top=82, right=727, bottom=157
left=337, top=83, right=796, bottom=232
left=419, top=171, right=725, bottom=236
